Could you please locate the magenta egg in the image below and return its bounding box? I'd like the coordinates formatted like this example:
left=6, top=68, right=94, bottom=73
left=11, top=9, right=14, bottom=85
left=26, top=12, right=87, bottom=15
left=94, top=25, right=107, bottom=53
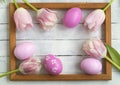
left=80, top=58, right=102, bottom=75
left=63, top=7, right=82, bottom=28
left=14, top=42, right=36, bottom=60
left=44, top=54, right=63, bottom=76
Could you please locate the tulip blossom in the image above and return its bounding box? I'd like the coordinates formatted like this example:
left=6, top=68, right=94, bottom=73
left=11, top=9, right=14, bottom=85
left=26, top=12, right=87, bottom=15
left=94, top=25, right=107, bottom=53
left=83, top=37, right=107, bottom=59
left=0, top=57, right=42, bottom=78
left=23, top=0, right=58, bottom=31
left=37, top=8, right=58, bottom=31
left=83, top=37, right=120, bottom=71
left=84, top=0, right=114, bottom=32
left=14, top=7, right=33, bottom=31
left=19, top=57, right=42, bottom=74
left=84, top=9, right=105, bottom=31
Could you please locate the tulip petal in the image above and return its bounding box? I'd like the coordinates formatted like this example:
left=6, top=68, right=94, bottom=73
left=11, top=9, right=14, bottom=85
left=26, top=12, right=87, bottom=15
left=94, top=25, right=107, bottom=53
left=37, top=8, right=58, bottom=31
left=83, top=38, right=106, bottom=59
left=84, top=9, right=105, bottom=32
left=14, top=7, right=33, bottom=31
left=19, top=57, right=42, bottom=74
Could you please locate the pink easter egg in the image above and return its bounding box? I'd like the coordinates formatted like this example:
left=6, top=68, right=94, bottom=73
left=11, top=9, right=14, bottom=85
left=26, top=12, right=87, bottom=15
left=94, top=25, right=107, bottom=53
left=14, top=42, right=36, bottom=60
left=44, top=54, right=63, bottom=76
left=80, top=58, right=102, bottom=75
left=63, top=7, right=82, bottom=28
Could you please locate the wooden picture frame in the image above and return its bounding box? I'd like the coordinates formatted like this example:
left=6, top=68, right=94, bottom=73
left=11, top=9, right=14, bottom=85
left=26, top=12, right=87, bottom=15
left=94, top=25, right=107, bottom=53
left=9, top=3, right=111, bottom=81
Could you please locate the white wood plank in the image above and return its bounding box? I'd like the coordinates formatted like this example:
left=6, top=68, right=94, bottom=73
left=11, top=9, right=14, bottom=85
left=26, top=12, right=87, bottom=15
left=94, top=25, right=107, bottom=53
left=0, top=40, right=119, bottom=57
left=0, top=24, right=8, bottom=40
left=1, top=23, right=120, bottom=41
left=112, top=24, right=120, bottom=40
left=17, top=40, right=86, bottom=56
left=112, top=40, right=120, bottom=53
left=0, top=24, right=103, bottom=40
left=0, top=41, right=9, bottom=56
left=3, top=23, right=120, bottom=40
left=0, top=1, right=8, bottom=8
left=0, top=9, right=8, bottom=24
left=0, top=57, right=8, bottom=73
left=0, top=40, right=87, bottom=56
left=16, top=24, right=103, bottom=40
left=111, top=7, right=120, bottom=23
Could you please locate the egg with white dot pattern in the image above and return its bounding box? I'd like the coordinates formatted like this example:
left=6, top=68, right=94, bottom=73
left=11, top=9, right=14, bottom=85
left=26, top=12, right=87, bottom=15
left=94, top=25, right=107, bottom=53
left=44, top=54, right=63, bottom=76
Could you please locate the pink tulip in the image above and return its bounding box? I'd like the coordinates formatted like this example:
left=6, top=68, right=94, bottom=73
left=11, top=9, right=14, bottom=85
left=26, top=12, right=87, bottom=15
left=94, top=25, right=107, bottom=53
left=84, top=9, right=105, bottom=31
left=19, top=57, right=42, bottom=74
left=82, top=37, right=120, bottom=71
left=37, top=8, right=58, bottom=31
left=14, top=7, right=33, bottom=31
left=83, top=38, right=107, bottom=59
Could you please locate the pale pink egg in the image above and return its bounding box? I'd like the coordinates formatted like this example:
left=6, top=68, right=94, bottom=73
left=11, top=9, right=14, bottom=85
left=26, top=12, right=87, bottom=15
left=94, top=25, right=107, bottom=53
left=44, top=54, right=63, bottom=76
left=80, top=58, right=102, bottom=75
left=63, top=7, right=82, bottom=28
left=14, top=42, right=36, bottom=60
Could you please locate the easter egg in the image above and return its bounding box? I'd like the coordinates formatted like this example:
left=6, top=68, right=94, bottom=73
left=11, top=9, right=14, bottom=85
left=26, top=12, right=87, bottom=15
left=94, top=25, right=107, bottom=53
left=14, top=42, right=36, bottom=60
left=80, top=58, right=102, bottom=75
left=44, top=54, right=63, bottom=76
left=63, top=7, right=82, bottom=28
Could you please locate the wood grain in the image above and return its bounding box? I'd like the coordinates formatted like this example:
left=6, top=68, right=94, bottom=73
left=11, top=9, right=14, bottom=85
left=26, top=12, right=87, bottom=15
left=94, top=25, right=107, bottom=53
left=9, top=3, right=111, bottom=80
left=104, top=6, right=112, bottom=79
left=16, top=24, right=103, bottom=40
left=17, top=3, right=107, bottom=9
left=1, top=23, right=120, bottom=40
left=9, top=3, right=17, bottom=80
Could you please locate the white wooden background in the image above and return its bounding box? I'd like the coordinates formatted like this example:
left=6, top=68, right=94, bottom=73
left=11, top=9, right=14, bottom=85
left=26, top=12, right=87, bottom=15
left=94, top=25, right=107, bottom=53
left=0, top=0, right=120, bottom=84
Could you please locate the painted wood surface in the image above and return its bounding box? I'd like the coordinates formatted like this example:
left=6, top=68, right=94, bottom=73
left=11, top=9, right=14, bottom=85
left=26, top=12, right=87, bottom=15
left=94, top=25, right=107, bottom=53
left=0, top=0, right=120, bottom=84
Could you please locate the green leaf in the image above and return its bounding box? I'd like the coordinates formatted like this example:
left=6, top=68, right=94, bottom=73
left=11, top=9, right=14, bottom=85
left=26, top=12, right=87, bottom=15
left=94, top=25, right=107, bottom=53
left=3, top=0, right=6, bottom=3
left=105, top=44, right=120, bottom=66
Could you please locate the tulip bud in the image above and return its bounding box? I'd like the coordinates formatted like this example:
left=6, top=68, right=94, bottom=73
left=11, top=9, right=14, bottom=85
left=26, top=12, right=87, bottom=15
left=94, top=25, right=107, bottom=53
left=37, top=8, right=58, bottom=31
left=83, top=38, right=107, bottom=59
left=84, top=9, right=105, bottom=31
left=19, top=57, right=42, bottom=74
left=14, top=7, right=34, bottom=31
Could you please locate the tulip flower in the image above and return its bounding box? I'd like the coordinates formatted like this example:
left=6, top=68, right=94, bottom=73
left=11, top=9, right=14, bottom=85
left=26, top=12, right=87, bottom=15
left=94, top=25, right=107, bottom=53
left=23, top=0, right=58, bottom=31
left=37, top=8, right=58, bottom=31
left=0, top=57, right=42, bottom=78
left=84, top=9, right=105, bottom=31
left=13, top=0, right=33, bottom=31
left=83, top=37, right=107, bottom=59
left=83, top=37, right=120, bottom=71
left=84, top=0, right=114, bottom=32
left=19, top=57, right=42, bottom=74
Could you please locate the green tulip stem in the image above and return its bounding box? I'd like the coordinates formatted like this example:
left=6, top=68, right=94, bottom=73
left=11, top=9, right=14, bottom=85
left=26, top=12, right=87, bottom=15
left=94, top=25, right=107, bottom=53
left=13, top=0, right=19, bottom=9
left=105, top=56, right=120, bottom=70
left=0, top=69, right=20, bottom=78
left=103, top=0, right=114, bottom=11
left=3, top=0, right=6, bottom=3
left=23, top=0, right=38, bottom=12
